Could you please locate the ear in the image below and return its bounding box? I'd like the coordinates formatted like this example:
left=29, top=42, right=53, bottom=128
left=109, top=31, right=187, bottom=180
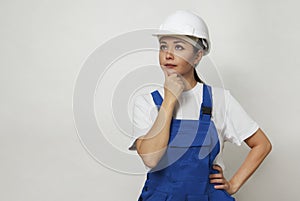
left=193, top=50, right=203, bottom=66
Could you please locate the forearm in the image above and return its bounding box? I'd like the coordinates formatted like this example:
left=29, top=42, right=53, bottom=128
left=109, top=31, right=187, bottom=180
left=136, top=99, right=176, bottom=168
left=229, top=129, right=272, bottom=193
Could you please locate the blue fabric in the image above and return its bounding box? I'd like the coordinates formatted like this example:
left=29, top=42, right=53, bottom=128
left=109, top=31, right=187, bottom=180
left=138, top=85, right=236, bottom=201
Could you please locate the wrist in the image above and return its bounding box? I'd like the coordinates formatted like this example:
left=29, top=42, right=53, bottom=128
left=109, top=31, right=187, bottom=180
left=163, top=88, right=181, bottom=102
left=161, top=98, right=176, bottom=109
left=228, top=179, right=241, bottom=195
left=162, top=95, right=177, bottom=106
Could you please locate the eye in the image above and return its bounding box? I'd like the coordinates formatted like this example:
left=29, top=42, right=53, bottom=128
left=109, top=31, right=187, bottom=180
left=160, top=45, right=168, bottom=51
left=175, top=45, right=184, bottom=50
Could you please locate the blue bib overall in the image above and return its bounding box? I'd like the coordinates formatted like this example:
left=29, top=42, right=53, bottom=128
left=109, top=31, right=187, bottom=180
left=138, top=85, right=235, bottom=201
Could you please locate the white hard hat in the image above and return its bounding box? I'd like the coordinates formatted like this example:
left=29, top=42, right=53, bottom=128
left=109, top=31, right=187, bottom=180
left=153, top=10, right=211, bottom=55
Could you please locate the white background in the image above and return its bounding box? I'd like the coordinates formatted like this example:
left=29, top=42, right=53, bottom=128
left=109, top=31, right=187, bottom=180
left=1, top=0, right=300, bottom=200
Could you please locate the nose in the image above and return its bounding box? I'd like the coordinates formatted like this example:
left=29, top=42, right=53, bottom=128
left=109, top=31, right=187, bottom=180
left=165, top=50, right=174, bottom=60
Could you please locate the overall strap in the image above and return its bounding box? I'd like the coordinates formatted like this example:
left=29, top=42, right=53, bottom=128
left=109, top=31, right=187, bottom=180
left=200, top=84, right=212, bottom=121
left=150, top=90, right=163, bottom=110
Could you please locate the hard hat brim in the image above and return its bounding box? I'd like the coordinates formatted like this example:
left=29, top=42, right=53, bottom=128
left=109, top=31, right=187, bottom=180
left=152, top=30, right=195, bottom=37
left=152, top=31, right=210, bottom=56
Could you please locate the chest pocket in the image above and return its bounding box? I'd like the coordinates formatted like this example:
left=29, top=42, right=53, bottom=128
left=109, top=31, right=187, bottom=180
left=168, top=130, right=212, bottom=162
left=165, top=131, right=212, bottom=181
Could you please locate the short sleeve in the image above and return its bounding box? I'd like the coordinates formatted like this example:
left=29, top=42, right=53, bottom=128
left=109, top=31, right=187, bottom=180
left=128, top=94, right=157, bottom=150
left=221, top=91, right=259, bottom=146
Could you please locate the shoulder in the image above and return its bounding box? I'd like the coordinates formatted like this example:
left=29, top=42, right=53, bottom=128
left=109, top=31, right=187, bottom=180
left=209, top=85, right=231, bottom=106
left=133, top=93, right=153, bottom=108
left=209, top=85, right=236, bottom=124
left=210, top=85, right=230, bottom=95
left=133, top=86, right=163, bottom=107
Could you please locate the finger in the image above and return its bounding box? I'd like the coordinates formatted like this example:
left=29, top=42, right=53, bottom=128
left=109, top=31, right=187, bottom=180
left=213, top=165, right=223, bottom=173
left=177, top=78, right=184, bottom=83
left=169, top=72, right=179, bottom=77
left=209, top=173, right=223, bottom=179
left=165, top=67, right=176, bottom=74
left=210, top=179, right=225, bottom=184
left=213, top=184, right=227, bottom=190
left=162, top=67, right=169, bottom=78
left=169, top=73, right=178, bottom=78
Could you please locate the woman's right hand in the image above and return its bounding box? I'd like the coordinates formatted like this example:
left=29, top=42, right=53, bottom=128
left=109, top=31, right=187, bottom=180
left=162, top=67, right=185, bottom=104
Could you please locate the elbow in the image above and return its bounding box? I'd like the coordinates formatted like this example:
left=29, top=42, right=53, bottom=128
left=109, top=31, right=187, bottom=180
left=136, top=138, right=167, bottom=169
left=136, top=138, right=160, bottom=169
left=265, top=140, right=272, bottom=155
left=259, top=139, right=272, bottom=158
left=137, top=149, right=159, bottom=169
left=142, top=158, right=158, bottom=169
left=137, top=149, right=160, bottom=169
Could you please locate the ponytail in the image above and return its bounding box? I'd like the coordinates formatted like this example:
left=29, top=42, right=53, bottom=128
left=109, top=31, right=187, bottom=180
left=189, top=36, right=206, bottom=84
left=193, top=68, right=204, bottom=83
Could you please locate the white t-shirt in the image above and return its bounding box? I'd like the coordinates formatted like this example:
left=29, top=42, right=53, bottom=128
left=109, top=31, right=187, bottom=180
left=129, top=82, right=259, bottom=169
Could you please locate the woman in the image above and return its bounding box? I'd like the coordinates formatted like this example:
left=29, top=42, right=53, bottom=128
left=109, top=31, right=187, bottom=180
left=129, top=10, right=272, bottom=201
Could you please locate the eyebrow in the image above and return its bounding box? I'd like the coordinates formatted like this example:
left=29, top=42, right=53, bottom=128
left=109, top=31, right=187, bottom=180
left=174, top=40, right=187, bottom=44
left=159, top=40, right=187, bottom=44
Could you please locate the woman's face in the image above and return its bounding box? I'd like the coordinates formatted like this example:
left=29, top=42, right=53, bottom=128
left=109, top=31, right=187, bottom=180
left=159, top=36, right=202, bottom=76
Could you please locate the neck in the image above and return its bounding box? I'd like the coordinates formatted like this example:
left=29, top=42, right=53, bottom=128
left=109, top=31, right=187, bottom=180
left=183, top=75, right=197, bottom=91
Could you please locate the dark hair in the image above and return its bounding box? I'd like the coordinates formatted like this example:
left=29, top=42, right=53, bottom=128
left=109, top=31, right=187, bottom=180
left=190, top=37, right=207, bottom=84
left=193, top=68, right=204, bottom=83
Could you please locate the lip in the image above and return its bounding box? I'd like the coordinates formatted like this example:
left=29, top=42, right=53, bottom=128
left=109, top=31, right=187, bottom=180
left=164, top=64, right=177, bottom=68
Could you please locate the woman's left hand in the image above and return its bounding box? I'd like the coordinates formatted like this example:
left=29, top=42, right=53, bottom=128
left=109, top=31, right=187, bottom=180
left=209, top=165, right=236, bottom=195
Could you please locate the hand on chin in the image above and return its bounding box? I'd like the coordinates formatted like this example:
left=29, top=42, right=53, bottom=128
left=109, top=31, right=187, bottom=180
left=162, top=66, right=178, bottom=76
